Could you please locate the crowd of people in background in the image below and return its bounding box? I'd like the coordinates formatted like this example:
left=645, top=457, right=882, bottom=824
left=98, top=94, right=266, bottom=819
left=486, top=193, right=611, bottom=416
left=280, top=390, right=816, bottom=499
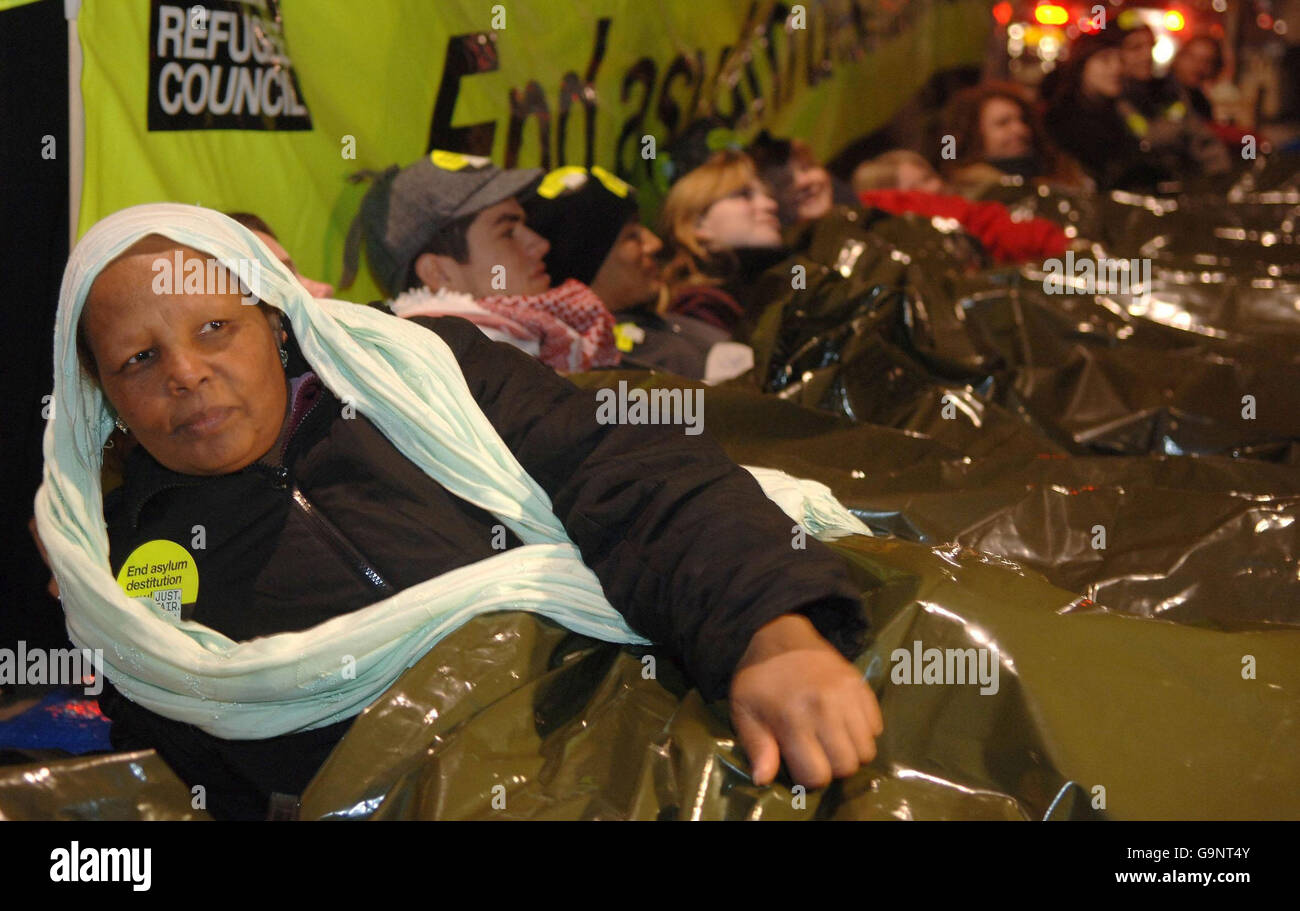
left=300, top=20, right=1248, bottom=385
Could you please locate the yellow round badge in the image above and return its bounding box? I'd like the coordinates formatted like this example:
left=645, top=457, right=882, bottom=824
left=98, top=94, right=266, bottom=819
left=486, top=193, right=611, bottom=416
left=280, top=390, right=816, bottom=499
left=115, top=539, right=199, bottom=619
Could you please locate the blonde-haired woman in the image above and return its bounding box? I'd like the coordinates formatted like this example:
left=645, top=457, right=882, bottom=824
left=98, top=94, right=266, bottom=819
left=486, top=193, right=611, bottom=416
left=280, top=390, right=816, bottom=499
left=659, top=150, right=786, bottom=340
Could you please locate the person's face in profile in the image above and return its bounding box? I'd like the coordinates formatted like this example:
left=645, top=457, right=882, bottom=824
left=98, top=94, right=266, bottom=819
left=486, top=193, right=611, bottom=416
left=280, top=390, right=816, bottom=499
left=589, top=219, right=664, bottom=312
left=430, top=197, right=552, bottom=298
left=695, top=180, right=783, bottom=251
left=979, top=97, right=1033, bottom=160
left=1082, top=48, right=1125, bottom=99
left=81, top=238, right=288, bottom=476
left=1121, top=29, right=1155, bottom=82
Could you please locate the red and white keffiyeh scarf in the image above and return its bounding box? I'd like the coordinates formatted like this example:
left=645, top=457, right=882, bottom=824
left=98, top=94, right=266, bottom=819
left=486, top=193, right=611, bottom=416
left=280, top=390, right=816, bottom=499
left=477, top=279, right=620, bottom=373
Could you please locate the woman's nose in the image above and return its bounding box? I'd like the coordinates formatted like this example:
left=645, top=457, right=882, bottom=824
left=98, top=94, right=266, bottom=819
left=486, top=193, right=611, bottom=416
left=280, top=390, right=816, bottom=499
left=165, top=347, right=210, bottom=391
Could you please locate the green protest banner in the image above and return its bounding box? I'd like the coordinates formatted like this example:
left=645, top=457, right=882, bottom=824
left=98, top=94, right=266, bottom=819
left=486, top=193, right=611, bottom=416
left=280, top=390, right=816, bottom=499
left=75, top=0, right=988, bottom=303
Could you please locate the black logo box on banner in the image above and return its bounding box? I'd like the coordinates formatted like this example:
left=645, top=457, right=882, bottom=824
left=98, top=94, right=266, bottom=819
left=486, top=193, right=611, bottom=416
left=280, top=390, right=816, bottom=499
left=147, top=0, right=312, bottom=132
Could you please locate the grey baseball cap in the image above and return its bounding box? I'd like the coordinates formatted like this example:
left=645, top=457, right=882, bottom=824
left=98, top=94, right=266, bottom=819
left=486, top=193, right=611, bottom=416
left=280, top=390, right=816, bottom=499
left=341, top=150, right=543, bottom=297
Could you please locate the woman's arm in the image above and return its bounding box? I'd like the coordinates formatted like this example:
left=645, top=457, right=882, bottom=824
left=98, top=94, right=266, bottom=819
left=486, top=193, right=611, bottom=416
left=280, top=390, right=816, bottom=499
left=412, top=315, right=880, bottom=785
left=415, top=316, right=867, bottom=691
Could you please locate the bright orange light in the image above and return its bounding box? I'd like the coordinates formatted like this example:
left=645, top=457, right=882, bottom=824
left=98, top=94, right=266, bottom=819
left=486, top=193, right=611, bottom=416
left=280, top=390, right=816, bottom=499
left=993, top=1, right=1013, bottom=25
left=1035, top=3, right=1069, bottom=25
left=1164, top=10, right=1186, bottom=31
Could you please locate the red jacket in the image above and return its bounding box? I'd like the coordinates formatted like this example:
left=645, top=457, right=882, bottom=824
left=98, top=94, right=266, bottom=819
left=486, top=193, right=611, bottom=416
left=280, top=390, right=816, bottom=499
left=858, top=189, right=1069, bottom=264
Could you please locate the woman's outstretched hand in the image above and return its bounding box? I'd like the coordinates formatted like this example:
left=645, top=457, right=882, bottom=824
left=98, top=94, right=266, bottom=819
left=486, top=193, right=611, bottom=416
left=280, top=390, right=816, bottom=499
left=729, top=613, right=883, bottom=789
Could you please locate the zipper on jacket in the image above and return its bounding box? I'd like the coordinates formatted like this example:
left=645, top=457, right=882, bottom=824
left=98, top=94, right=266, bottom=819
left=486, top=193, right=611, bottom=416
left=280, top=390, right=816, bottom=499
left=289, top=483, right=395, bottom=597
left=250, top=382, right=393, bottom=597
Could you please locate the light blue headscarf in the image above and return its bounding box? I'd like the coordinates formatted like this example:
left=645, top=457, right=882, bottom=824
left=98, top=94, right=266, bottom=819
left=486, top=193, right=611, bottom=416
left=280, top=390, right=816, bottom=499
left=34, top=204, right=870, bottom=739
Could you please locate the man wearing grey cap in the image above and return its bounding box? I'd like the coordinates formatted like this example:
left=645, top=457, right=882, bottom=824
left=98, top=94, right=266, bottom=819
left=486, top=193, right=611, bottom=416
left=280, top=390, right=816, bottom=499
left=343, top=150, right=620, bottom=373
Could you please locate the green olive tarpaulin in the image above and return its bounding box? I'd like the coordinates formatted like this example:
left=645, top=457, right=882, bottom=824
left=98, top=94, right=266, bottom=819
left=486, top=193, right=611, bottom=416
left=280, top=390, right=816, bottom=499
left=4, top=532, right=1296, bottom=820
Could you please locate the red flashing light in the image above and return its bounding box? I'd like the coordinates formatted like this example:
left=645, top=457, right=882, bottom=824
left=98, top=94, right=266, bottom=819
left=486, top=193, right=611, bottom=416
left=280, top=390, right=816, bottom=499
left=1035, top=3, right=1069, bottom=26
left=993, top=1, right=1013, bottom=25
left=1164, top=10, right=1186, bottom=31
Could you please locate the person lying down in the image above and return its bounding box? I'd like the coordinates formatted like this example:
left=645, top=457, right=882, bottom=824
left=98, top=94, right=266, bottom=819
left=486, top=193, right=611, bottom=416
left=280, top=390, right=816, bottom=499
left=35, top=204, right=883, bottom=820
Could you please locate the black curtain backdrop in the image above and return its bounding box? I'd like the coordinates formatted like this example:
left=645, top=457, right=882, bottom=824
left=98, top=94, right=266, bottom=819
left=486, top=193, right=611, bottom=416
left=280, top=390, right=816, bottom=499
left=0, top=0, right=73, bottom=653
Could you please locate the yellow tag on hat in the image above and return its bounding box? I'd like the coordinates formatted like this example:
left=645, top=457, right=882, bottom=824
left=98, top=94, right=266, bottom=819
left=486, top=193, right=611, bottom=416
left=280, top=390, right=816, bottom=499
left=430, top=149, right=492, bottom=171
left=116, top=539, right=200, bottom=620
left=537, top=165, right=632, bottom=200
left=538, top=166, right=590, bottom=198
left=592, top=166, right=631, bottom=198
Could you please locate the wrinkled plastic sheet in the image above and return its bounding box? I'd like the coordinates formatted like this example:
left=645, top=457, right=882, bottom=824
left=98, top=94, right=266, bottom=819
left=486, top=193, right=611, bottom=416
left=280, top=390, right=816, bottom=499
left=5, top=160, right=1298, bottom=821
left=746, top=155, right=1300, bottom=628
left=294, top=535, right=1299, bottom=820
left=758, top=164, right=1300, bottom=468
left=0, top=750, right=209, bottom=821
left=691, top=383, right=1300, bottom=630
left=7, top=529, right=1293, bottom=820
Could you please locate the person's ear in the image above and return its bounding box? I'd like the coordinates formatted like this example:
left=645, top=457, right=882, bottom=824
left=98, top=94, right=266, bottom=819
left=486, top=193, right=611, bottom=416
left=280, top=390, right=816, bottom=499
left=414, top=252, right=463, bottom=294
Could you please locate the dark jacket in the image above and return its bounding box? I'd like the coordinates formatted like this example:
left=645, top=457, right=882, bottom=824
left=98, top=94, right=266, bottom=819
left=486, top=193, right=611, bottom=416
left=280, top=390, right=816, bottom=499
left=1044, top=95, right=1170, bottom=192
left=1123, top=74, right=1185, bottom=121
left=1184, top=85, right=1213, bottom=122
left=614, top=305, right=740, bottom=380
left=666, top=247, right=791, bottom=343
left=101, top=315, right=867, bottom=818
